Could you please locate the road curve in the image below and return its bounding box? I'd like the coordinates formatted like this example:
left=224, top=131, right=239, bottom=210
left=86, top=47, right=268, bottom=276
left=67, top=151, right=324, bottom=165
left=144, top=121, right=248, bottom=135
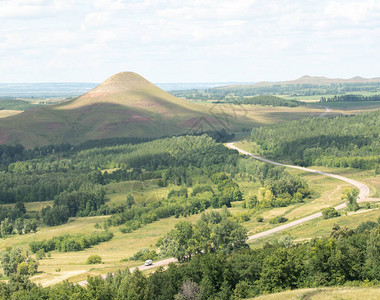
left=75, top=142, right=372, bottom=286
left=225, top=142, right=372, bottom=241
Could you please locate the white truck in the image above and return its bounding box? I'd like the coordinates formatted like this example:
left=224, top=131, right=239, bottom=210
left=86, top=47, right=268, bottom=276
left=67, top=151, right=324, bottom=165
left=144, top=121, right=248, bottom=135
left=144, top=259, right=153, bottom=266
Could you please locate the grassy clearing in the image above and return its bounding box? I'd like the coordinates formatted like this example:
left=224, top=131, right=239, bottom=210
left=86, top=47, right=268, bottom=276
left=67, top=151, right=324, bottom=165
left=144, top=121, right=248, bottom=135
left=252, top=286, right=380, bottom=299
left=232, top=169, right=353, bottom=236
left=0, top=110, right=23, bottom=118
left=248, top=207, right=379, bottom=249
left=0, top=213, right=202, bottom=286
left=104, top=179, right=169, bottom=205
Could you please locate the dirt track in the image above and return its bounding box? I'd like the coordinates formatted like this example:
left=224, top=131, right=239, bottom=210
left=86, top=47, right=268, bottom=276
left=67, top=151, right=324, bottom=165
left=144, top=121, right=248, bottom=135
left=76, top=142, right=374, bottom=286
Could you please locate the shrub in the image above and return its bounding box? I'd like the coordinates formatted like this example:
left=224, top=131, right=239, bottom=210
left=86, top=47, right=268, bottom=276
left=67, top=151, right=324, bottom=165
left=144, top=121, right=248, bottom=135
left=36, top=249, right=46, bottom=260
left=269, top=216, right=288, bottom=224
left=128, top=248, right=158, bottom=261
left=87, top=255, right=102, bottom=264
left=322, top=207, right=340, bottom=219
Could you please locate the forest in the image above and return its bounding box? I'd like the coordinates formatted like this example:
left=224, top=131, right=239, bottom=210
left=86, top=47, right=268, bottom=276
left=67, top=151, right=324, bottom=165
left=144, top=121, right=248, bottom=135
left=250, top=110, right=380, bottom=170
left=0, top=220, right=379, bottom=299
left=320, top=94, right=380, bottom=102
left=0, top=134, right=309, bottom=240
left=171, top=82, right=380, bottom=99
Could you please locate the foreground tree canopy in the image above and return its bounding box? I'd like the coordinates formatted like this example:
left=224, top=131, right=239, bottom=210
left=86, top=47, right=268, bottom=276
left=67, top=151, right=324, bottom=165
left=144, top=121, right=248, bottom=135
left=0, top=222, right=379, bottom=299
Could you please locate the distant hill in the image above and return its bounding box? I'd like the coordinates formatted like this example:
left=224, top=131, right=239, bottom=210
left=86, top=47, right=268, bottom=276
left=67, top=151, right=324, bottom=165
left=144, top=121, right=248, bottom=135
left=0, top=72, right=238, bottom=148
left=0, top=82, right=97, bottom=98
left=220, top=75, right=380, bottom=89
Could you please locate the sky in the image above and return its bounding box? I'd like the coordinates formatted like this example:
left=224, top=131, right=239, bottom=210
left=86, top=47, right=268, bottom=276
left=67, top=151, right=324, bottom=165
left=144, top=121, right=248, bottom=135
left=0, top=0, right=379, bottom=83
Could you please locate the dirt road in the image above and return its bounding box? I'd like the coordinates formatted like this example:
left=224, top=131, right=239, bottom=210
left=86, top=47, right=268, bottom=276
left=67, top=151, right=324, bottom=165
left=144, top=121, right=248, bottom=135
left=225, top=142, right=374, bottom=240
left=76, top=142, right=373, bottom=286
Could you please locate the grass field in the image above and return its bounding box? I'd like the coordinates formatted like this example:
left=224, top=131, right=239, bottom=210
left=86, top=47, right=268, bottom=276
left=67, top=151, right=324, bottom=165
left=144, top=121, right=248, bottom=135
left=252, top=286, right=380, bottom=299
left=104, top=179, right=169, bottom=205
left=0, top=109, right=23, bottom=118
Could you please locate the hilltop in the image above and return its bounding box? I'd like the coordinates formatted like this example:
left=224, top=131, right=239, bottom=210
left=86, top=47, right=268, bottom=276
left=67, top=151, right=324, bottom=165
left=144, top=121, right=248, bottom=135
left=0, top=72, right=229, bottom=147
left=220, top=75, right=380, bottom=89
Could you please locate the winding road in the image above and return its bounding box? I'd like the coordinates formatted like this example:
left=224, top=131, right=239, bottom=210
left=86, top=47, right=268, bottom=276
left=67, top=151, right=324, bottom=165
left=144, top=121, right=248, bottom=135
left=75, top=142, right=374, bottom=286
left=225, top=142, right=372, bottom=241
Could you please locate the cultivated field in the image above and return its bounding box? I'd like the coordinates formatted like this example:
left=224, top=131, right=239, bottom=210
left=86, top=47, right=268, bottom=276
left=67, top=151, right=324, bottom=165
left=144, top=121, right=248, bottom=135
left=252, top=286, right=380, bottom=299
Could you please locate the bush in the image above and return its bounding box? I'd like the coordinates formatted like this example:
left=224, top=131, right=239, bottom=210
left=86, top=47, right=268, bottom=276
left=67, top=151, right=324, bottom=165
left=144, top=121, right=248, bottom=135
left=87, top=255, right=102, bottom=264
left=29, top=231, right=113, bottom=253
left=35, top=249, right=45, bottom=260
left=128, top=248, right=158, bottom=261
left=256, top=216, right=264, bottom=222
left=269, top=216, right=288, bottom=224
left=322, top=207, right=340, bottom=219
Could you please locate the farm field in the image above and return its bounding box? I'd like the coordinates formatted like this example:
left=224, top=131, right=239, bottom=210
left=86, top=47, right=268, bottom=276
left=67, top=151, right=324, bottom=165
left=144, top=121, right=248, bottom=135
left=0, top=109, right=23, bottom=118
left=252, top=286, right=380, bottom=300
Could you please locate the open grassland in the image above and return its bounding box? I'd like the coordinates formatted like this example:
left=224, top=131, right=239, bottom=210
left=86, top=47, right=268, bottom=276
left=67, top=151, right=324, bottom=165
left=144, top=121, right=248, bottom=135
left=0, top=109, right=23, bottom=118
left=0, top=214, right=202, bottom=286
left=105, top=179, right=169, bottom=205
left=252, top=286, right=380, bottom=300
left=248, top=207, right=379, bottom=248
left=232, top=168, right=355, bottom=236
left=308, top=166, right=380, bottom=199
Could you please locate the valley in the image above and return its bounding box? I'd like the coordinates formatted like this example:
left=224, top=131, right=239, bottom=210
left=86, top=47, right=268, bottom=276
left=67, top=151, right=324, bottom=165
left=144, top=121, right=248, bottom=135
left=0, top=74, right=379, bottom=299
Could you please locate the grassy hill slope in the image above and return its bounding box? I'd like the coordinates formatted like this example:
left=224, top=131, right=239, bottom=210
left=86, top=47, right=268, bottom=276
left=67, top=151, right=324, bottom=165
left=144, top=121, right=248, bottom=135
left=0, top=72, right=233, bottom=147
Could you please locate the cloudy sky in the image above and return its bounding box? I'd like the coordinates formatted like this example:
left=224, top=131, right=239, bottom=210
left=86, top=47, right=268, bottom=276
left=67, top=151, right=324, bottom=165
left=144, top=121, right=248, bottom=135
left=0, top=0, right=379, bottom=83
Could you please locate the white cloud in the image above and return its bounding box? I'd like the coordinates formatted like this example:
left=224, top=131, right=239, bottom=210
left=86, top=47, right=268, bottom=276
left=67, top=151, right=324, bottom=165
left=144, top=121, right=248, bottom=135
left=325, top=0, right=380, bottom=23
left=0, top=0, right=379, bottom=82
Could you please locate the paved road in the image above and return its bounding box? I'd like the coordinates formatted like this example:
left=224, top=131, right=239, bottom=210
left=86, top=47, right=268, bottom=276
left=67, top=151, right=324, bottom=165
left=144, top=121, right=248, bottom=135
left=77, top=257, right=177, bottom=286
left=225, top=142, right=372, bottom=240
left=76, top=142, right=373, bottom=286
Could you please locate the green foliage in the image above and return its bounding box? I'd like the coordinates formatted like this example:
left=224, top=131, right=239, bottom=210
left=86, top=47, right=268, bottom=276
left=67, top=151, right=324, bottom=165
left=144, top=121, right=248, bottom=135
left=35, top=249, right=45, bottom=261
left=1, top=247, right=38, bottom=277
left=0, top=99, right=38, bottom=110
left=322, top=207, right=340, bottom=219
left=29, top=231, right=113, bottom=253
left=269, top=216, right=288, bottom=224
left=240, top=95, right=300, bottom=107
left=342, top=188, right=360, bottom=211
left=128, top=248, right=158, bottom=262
left=320, top=94, right=380, bottom=102
left=1, top=222, right=380, bottom=299
left=256, top=216, right=264, bottom=222
left=87, top=255, right=102, bottom=264
left=158, top=210, right=247, bottom=262
left=251, top=110, right=380, bottom=170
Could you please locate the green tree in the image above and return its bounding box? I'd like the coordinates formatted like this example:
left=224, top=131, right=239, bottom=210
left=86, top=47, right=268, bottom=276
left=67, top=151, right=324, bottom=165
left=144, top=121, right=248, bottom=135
left=365, top=228, right=380, bottom=280
left=1, top=218, right=13, bottom=238
left=15, top=219, right=24, bottom=235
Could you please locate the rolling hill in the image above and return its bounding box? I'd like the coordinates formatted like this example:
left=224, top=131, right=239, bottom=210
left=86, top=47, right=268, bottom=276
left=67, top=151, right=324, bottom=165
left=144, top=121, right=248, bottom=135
left=0, top=72, right=234, bottom=147
left=220, top=75, right=380, bottom=89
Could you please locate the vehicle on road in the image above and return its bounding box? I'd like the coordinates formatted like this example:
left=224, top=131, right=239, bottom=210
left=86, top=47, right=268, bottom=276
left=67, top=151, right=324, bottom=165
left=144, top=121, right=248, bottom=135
left=144, top=259, right=153, bottom=266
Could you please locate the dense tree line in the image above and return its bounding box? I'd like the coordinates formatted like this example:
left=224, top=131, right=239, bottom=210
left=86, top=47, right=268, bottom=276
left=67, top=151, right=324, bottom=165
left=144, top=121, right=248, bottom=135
left=320, top=94, right=380, bottom=102
left=251, top=110, right=380, bottom=170
left=0, top=99, right=39, bottom=111
left=29, top=231, right=113, bottom=253
left=170, top=82, right=380, bottom=99
left=238, top=95, right=300, bottom=107
left=0, top=221, right=379, bottom=299
left=0, top=202, right=38, bottom=238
